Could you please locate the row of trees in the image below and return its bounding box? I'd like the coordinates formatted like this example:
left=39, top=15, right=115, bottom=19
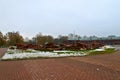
left=0, top=31, right=24, bottom=47
left=0, top=31, right=68, bottom=47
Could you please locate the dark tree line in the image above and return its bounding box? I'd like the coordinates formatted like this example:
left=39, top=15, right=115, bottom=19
left=0, top=31, right=68, bottom=47
left=0, top=32, right=6, bottom=47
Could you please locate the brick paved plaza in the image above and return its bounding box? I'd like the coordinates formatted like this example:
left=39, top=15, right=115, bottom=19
left=0, top=48, right=120, bottom=80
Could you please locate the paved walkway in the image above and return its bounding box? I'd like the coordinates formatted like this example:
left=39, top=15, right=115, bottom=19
left=0, top=48, right=7, bottom=58
left=0, top=48, right=120, bottom=80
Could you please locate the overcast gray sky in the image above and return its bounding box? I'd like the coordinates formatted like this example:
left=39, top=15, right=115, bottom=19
left=0, top=0, right=120, bottom=38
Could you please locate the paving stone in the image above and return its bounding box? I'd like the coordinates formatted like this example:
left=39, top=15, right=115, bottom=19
left=0, top=48, right=120, bottom=80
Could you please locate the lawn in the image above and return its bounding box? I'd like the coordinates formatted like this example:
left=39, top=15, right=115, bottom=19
left=88, top=48, right=116, bottom=55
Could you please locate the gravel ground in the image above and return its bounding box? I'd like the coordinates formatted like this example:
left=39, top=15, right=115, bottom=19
left=0, top=48, right=120, bottom=80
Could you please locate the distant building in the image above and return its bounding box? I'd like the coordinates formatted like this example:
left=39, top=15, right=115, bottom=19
left=68, top=34, right=120, bottom=41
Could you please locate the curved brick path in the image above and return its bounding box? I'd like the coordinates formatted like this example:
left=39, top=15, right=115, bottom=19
left=0, top=48, right=120, bottom=80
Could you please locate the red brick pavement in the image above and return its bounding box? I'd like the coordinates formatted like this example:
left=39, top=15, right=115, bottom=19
left=0, top=48, right=7, bottom=57
left=0, top=48, right=120, bottom=80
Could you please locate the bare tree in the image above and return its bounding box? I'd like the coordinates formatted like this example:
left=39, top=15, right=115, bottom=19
left=35, top=33, right=54, bottom=45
